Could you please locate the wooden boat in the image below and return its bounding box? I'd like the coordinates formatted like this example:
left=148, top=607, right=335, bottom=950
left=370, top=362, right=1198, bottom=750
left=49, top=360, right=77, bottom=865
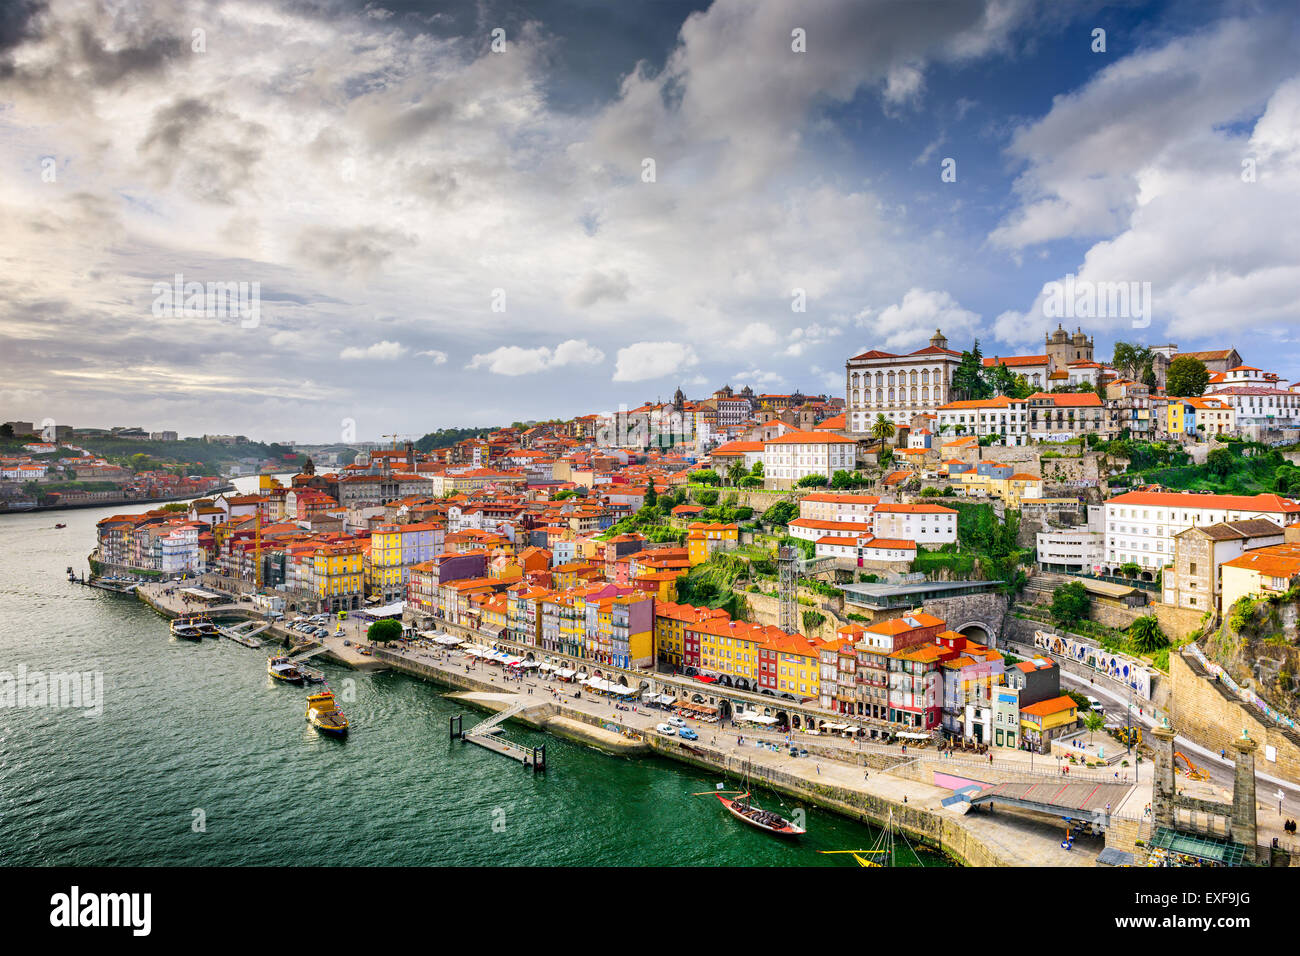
left=170, top=615, right=218, bottom=640
left=305, top=690, right=348, bottom=737
left=267, top=655, right=304, bottom=684
left=716, top=791, right=805, bottom=837
left=819, top=810, right=898, bottom=866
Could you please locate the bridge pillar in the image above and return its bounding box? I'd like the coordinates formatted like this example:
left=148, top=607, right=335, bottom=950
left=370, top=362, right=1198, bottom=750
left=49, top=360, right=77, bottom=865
left=1231, top=731, right=1258, bottom=861
left=1150, top=720, right=1176, bottom=831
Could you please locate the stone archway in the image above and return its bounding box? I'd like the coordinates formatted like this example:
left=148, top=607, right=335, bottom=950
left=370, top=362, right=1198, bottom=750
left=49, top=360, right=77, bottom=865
left=775, top=710, right=789, bottom=729
left=955, top=621, right=993, bottom=643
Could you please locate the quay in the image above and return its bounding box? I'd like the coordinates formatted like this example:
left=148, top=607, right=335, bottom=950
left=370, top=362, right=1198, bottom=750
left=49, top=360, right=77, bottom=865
left=128, top=580, right=1137, bottom=866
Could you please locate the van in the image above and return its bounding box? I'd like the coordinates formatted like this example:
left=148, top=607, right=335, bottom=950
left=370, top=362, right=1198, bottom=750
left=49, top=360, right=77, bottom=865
left=655, top=723, right=676, bottom=736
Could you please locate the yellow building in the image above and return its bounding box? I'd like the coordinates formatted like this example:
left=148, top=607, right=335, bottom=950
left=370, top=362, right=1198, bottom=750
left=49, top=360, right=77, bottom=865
left=653, top=601, right=729, bottom=668
left=686, top=522, right=739, bottom=566
left=366, top=525, right=406, bottom=602
left=1220, top=545, right=1300, bottom=612
left=1019, top=695, right=1079, bottom=753
left=313, top=542, right=364, bottom=612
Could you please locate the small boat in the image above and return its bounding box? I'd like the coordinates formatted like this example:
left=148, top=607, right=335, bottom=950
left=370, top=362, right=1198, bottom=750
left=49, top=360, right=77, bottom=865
left=716, top=791, right=805, bottom=837
left=53, top=523, right=66, bottom=529
left=305, top=690, right=348, bottom=737
left=267, top=655, right=304, bottom=684
left=171, top=615, right=219, bottom=640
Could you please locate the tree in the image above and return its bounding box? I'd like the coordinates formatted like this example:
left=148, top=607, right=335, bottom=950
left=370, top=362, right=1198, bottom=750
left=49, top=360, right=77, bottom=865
left=0, top=423, right=12, bottom=439
left=952, top=341, right=992, bottom=401
left=1167, top=356, right=1210, bottom=397
left=1112, top=342, right=1153, bottom=382
left=795, top=473, right=828, bottom=487
left=1083, top=711, right=1106, bottom=745
left=726, top=460, right=747, bottom=486
left=368, top=619, right=403, bottom=643
left=762, top=500, right=798, bottom=526
left=692, top=468, right=720, bottom=486
left=1128, top=615, right=1169, bottom=654
left=986, top=363, right=1030, bottom=399
left=1050, top=581, right=1090, bottom=629
left=869, top=414, right=896, bottom=445
left=1206, top=446, right=1236, bottom=478
left=750, top=460, right=764, bottom=478
left=644, top=479, right=658, bottom=508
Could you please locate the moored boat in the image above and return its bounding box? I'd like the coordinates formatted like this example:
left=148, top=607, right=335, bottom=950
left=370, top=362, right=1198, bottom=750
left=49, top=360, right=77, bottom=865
left=716, top=791, right=805, bottom=837
left=171, top=615, right=220, bottom=639
left=267, top=655, right=304, bottom=684
left=305, top=690, right=349, bottom=737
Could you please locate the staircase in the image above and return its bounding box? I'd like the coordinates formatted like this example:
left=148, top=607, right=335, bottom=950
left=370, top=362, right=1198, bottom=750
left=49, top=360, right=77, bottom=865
left=466, top=699, right=528, bottom=738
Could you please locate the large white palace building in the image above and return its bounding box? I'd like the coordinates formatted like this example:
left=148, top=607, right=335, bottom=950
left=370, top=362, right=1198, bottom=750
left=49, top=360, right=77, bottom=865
left=845, top=330, right=963, bottom=436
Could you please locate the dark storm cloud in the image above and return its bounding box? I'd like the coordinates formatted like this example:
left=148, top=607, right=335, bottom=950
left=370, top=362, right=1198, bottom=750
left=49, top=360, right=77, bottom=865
left=138, top=97, right=268, bottom=205
left=0, top=0, right=46, bottom=53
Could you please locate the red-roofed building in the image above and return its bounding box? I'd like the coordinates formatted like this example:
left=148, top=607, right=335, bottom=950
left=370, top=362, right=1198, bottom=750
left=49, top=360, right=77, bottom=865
left=845, top=329, right=964, bottom=435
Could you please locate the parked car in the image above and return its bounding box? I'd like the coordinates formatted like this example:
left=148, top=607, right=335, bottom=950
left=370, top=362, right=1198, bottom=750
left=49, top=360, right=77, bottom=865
left=1085, top=696, right=1104, bottom=714
left=678, top=728, right=698, bottom=741
left=655, top=723, right=676, bottom=736
left=668, top=716, right=686, bottom=727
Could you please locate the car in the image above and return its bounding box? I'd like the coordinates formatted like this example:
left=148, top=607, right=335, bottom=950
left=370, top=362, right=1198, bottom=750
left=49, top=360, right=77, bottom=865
left=1086, top=696, right=1104, bottom=713
left=668, top=716, right=686, bottom=727
left=678, top=728, right=698, bottom=741
left=655, top=723, right=676, bottom=736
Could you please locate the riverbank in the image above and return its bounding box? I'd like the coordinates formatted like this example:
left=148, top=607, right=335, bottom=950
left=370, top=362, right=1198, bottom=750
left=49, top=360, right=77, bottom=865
left=374, top=644, right=1100, bottom=867
left=1, top=483, right=236, bottom=515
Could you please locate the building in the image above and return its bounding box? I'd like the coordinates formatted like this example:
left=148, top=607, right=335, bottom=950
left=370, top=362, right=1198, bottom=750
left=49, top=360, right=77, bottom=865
left=982, top=353, right=1051, bottom=390
left=1025, top=392, right=1116, bottom=441
left=1161, top=520, right=1286, bottom=612
left=761, top=430, right=858, bottom=489
left=845, top=329, right=963, bottom=435
left=1019, top=695, right=1079, bottom=754
left=888, top=642, right=959, bottom=731
left=871, top=503, right=958, bottom=544
left=1219, top=544, right=1300, bottom=612
left=935, top=396, right=1029, bottom=445
left=686, top=522, right=739, bottom=565
left=654, top=601, right=729, bottom=669
left=1044, top=324, right=1094, bottom=369
left=798, top=493, right=880, bottom=524
left=849, top=613, right=946, bottom=720
left=1103, top=491, right=1300, bottom=576
left=1036, top=506, right=1105, bottom=573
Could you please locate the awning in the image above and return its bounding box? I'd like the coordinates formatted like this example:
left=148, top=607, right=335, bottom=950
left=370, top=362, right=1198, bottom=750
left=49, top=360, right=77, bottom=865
left=556, top=668, right=577, bottom=679
left=738, top=713, right=777, bottom=725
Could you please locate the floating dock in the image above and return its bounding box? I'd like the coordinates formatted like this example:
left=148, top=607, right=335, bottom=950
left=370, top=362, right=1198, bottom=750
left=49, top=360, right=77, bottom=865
left=218, top=620, right=270, bottom=648
left=452, top=703, right=546, bottom=772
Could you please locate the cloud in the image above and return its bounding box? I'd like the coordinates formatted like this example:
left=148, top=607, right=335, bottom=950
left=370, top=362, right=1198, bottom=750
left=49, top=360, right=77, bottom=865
left=340, top=340, right=408, bottom=361
left=990, top=16, right=1300, bottom=345
left=568, top=269, right=632, bottom=308
left=857, top=288, right=981, bottom=351
left=468, top=339, right=605, bottom=375
left=612, top=341, right=698, bottom=382
left=417, top=349, right=448, bottom=364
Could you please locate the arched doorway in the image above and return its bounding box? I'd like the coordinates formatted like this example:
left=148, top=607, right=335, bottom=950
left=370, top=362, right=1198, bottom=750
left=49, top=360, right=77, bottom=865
left=956, top=622, right=993, bottom=643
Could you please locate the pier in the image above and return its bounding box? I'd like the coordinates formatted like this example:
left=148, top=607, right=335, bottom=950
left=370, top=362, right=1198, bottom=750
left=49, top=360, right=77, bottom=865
left=455, top=698, right=546, bottom=771
left=218, top=620, right=270, bottom=648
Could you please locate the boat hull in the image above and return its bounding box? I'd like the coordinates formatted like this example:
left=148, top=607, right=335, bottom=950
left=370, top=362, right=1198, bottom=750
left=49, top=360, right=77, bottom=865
left=716, top=793, right=804, bottom=837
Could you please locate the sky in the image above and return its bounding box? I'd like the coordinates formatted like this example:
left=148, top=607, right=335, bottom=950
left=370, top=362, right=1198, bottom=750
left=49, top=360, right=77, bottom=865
left=1, top=0, right=1298, bottom=443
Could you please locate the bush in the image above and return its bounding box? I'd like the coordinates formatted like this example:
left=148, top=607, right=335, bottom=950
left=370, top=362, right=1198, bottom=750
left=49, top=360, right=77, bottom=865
left=795, top=474, right=828, bottom=488
left=368, top=619, right=404, bottom=643
left=1051, top=581, right=1090, bottom=629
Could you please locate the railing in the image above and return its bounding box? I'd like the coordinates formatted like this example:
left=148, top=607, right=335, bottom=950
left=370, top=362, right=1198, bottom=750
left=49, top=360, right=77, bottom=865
left=1184, top=644, right=1299, bottom=734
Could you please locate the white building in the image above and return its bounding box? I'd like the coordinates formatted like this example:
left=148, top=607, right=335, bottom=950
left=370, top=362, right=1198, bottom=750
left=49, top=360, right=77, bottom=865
left=762, top=431, right=857, bottom=489
left=798, top=493, right=881, bottom=524
left=871, top=503, right=958, bottom=544
left=935, top=397, right=1028, bottom=446
left=845, top=329, right=962, bottom=435
left=1102, top=491, right=1300, bottom=575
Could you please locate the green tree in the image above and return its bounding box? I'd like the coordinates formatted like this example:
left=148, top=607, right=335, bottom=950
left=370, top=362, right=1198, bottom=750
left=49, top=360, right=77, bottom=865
left=1206, top=446, right=1236, bottom=478
left=1082, top=710, right=1106, bottom=745
left=726, top=460, right=747, bottom=486
left=1128, top=615, right=1169, bottom=653
left=1166, top=356, right=1210, bottom=397
left=692, top=468, right=720, bottom=486
left=368, top=619, right=404, bottom=643
left=644, top=479, right=658, bottom=508
left=762, top=500, right=798, bottom=526
left=1050, top=581, right=1090, bottom=629
left=750, top=460, right=764, bottom=478
left=952, top=340, right=992, bottom=401
left=795, top=473, right=828, bottom=487
left=1112, top=342, right=1154, bottom=382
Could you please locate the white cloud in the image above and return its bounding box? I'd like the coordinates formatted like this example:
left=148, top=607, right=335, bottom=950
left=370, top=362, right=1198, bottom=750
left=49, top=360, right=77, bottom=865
left=340, top=340, right=408, bottom=361
left=612, top=341, right=698, bottom=382
left=990, top=17, right=1300, bottom=345
left=417, top=350, right=449, bottom=364
left=468, top=339, right=605, bottom=376
left=857, top=289, right=981, bottom=351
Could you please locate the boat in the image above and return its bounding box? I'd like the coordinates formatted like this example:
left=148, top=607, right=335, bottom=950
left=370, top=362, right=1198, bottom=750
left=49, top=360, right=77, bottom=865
left=267, top=655, right=304, bottom=684
left=53, top=523, right=66, bottom=529
left=305, top=690, right=349, bottom=737
left=715, top=791, right=805, bottom=837
left=170, top=615, right=219, bottom=640
left=819, top=810, right=901, bottom=867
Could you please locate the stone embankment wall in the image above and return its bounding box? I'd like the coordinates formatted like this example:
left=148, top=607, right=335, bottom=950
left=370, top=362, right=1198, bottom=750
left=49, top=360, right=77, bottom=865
left=1168, top=651, right=1300, bottom=782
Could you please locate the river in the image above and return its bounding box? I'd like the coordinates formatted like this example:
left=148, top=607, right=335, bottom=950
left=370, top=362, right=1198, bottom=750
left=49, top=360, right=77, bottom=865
left=0, top=476, right=945, bottom=865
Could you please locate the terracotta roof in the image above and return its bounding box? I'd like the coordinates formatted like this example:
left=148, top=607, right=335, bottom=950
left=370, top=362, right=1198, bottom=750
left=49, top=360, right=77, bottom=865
left=1106, top=491, right=1300, bottom=514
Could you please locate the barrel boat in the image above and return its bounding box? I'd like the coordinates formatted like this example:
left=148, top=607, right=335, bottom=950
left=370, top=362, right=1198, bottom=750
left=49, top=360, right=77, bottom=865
left=716, top=792, right=805, bottom=837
